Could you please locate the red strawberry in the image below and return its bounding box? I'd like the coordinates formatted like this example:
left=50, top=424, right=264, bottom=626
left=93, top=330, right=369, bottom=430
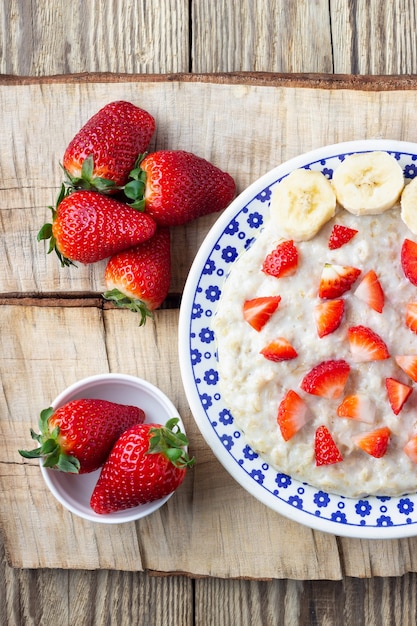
left=405, top=302, right=417, bottom=334
left=315, top=425, right=343, bottom=466
left=395, top=355, right=417, bottom=383
left=318, top=263, right=361, bottom=299
left=103, top=228, right=171, bottom=325
left=347, top=325, right=390, bottom=362
left=277, top=390, right=311, bottom=441
left=63, top=101, right=155, bottom=192
left=328, top=224, right=358, bottom=250
left=404, top=435, right=417, bottom=463
left=314, top=298, right=344, bottom=338
left=353, top=269, right=384, bottom=313
left=300, top=359, right=350, bottom=399
left=352, top=426, right=391, bottom=458
left=90, top=418, right=194, bottom=514
left=385, top=377, right=413, bottom=415
left=124, top=150, right=236, bottom=226
left=401, top=238, right=417, bottom=287
left=262, top=240, right=298, bottom=278
left=260, top=337, right=298, bottom=361
left=18, top=399, right=145, bottom=473
left=242, top=295, right=281, bottom=331
left=38, top=189, right=156, bottom=266
left=336, top=394, right=376, bottom=424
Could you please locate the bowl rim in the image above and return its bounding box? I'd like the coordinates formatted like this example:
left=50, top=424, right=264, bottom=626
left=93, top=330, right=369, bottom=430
left=39, top=373, right=182, bottom=524
left=178, top=138, right=417, bottom=539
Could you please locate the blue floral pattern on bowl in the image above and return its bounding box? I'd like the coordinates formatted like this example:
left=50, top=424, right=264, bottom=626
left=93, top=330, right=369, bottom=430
left=179, top=140, right=417, bottom=538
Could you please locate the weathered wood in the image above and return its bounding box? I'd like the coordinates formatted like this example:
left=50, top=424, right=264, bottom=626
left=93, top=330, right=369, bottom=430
left=2, top=1, right=417, bottom=624
left=0, top=0, right=190, bottom=75
left=194, top=575, right=417, bottom=625
left=0, top=303, right=342, bottom=579
left=331, top=0, right=417, bottom=74
left=5, top=76, right=417, bottom=297
left=191, top=0, right=333, bottom=73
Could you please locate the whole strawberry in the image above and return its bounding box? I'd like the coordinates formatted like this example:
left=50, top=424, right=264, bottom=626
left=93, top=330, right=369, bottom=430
left=63, top=100, right=155, bottom=192
left=38, top=189, right=156, bottom=266
left=18, top=399, right=146, bottom=473
left=90, top=418, right=194, bottom=514
left=124, top=150, right=236, bottom=226
left=103, top=227, right=171, bottom=325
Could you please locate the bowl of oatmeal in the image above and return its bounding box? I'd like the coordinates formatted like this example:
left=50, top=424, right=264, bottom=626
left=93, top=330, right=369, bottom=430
left=179, top=139, right=417, bottom=538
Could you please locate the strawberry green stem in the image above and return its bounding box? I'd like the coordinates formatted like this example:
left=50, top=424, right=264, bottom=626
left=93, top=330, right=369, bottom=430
left=37, top=184, right=77, bottom=268
left=148, top=418, right=195, bottom=469
left=18, top=407, right=81, bottom=473
left=102, top=288, right=153, bottom=326
left=120, top=154, right=147, bottom=211
left=63, top=155, right=116, bottom=193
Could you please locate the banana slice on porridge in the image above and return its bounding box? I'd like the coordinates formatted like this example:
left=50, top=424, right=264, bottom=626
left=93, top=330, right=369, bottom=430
left=269, top=169, right=336, bottom=241
left=332, top=151, right=404, bottom=215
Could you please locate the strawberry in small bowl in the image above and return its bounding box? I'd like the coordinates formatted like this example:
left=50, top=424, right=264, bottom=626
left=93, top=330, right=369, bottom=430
left=19, top=374, right=193, bottom=523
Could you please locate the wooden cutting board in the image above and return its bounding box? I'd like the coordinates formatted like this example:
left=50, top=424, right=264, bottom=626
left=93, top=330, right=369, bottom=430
left=3, top=73, right=417, bottom=579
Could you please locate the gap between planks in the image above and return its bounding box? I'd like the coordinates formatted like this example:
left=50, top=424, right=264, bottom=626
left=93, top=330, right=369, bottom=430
left=0, top=293, right=182, bottom=308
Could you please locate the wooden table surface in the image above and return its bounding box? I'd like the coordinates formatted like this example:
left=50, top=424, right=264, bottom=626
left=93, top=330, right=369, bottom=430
left=2, top=2, right=417, bottom=624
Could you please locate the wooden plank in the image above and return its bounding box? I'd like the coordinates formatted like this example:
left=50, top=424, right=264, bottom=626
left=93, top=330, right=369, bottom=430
left=331, top=0, right=417, bottom=74
left=4, top=75, right=417, bottom=297
left=0, top=536, right=194, bottom=626
left=191, top=0, right=333, bottom=73
left=2, top=303, right=341, bottom=579
left=0, top=304, right=144, bottom=571
left=0, top=0, right=190, bottom=75
left=5, top=302, right=417, bottom=579
left=194, top=575, right=417, bottom=625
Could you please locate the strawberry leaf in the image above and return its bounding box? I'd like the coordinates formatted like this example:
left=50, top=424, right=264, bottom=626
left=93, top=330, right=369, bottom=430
left=122, top=156, right=147, bottom=210
left=18, top=406, right=81, bottom=473
left=103, top=288, right=153, bottom=326
left=63, top=155, right=116, bottom=193
left=147, top=418, right=195, bottom=468
left=38, top=187, right=77, bottom=268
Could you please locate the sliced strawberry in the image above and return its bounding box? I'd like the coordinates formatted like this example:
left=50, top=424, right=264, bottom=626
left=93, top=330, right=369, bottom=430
left=277, top=390, right=311, bottom=441
left=260, top=338, right=298, bottom=362
left=262, top=240, right=298, bottom=278
left=405, top=302, right=417, bottom=334
left=336, top=394, right=376, bottom=424
left=300, top=359, right=350, bottom=399
left=385, top=377, right=413, bottom=415
left=242, top=295, right=281, bottom=331
left=315, top=425, right=343, bottom=466
left=395, top=355, right=417, bottom=383
left=353, top=269, right=385, bottom=313
left=328, top=224, right=358, bottom=250
left=352, top=427, right=391, bottom=458
left=318, top=263, right=361, bottom=299
left=401, top=238, right=417, bottom=287
left=347, top=325, right=390, bottom=362
left=404, top=435, right=417, bottom=463
left=314, top=299, right=344, bottom=338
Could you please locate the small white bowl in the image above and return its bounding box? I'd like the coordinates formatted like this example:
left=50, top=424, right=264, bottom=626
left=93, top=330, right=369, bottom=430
left=40, top=373, right=184, bottom=523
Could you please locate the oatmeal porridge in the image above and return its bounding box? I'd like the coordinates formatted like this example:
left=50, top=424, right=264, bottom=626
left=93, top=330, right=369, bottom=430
left=213, top=152, right=417, bottom=498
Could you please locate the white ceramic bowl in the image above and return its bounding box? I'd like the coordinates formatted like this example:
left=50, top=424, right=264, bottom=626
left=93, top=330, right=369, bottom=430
left=40, top=373, right=184, bottom=523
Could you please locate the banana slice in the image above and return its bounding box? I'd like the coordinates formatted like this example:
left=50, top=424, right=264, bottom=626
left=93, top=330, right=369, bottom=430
left=332, top=151, right=404, bottom=215
left=401, top=177, right=417, bottom=234
left=269, top=169, right=336, bottom=241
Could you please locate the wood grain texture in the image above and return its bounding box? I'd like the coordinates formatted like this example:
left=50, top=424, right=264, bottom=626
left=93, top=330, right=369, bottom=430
left=4, top=75, right=417, bottom=580
left=0, top=303, right=343, bottom=580
left=2, top=1, right=417, bottom=624
left=0, top=0, right=190, bottom=75
left=5, top=76, right=417, bottom=298
left=191, top=0, right=333, bottom=73
left=331, top=0, right=417, bottom=74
